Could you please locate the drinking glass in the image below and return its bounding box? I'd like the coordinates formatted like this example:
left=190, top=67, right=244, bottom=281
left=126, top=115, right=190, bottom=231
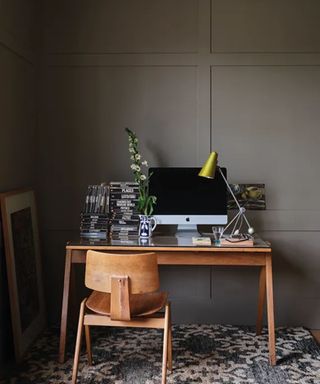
left=212, top=226, right=224, bottom=245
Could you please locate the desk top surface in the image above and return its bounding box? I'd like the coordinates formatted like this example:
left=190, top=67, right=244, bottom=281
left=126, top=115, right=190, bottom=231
left=68, top=233, right=271, bottom=252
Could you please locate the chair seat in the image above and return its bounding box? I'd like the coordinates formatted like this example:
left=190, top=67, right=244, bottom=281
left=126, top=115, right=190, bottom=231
left=86, top=290, right=168, bottom=317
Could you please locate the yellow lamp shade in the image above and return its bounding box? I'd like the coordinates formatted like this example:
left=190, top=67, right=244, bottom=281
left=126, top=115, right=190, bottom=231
left=198, top=152, right=218, bottom=179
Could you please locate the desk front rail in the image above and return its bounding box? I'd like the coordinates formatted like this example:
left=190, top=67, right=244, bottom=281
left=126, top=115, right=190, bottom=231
left=70, top=249, right=268, bottom=266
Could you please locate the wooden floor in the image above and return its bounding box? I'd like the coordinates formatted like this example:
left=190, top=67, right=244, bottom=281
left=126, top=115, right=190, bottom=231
left=311, top=330, right=320, bottom=343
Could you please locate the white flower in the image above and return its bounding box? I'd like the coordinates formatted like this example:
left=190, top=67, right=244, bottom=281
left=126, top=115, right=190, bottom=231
left=141, top=160, right=148, bottom=167
left=140, top=174, right=146, bottom=181
left=130, top=164, right=141, bottom=172
left=130, top=155, right=135, bottom=160
left=129, top=147, right=135, bottom=153
left=135, top=154, right=141, bottom=161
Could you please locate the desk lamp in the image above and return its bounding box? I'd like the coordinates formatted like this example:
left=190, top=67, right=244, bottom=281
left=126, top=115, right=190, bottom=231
left=199, top=152, right=255, bottom=236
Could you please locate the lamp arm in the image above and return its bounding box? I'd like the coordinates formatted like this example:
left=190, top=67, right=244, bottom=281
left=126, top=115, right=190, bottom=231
left=218, top=167, right=242, bottom=211
left=218, top=167, right=254, bottom=234
left=240, top=209, right=252, bottom=231
left=231, top=211, right=242, bottom=235
left=222, top=210, right=241, bottom=234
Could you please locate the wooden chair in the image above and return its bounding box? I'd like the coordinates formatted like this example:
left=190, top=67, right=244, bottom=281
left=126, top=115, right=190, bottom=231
left=72, top=251, right=172, bottom=384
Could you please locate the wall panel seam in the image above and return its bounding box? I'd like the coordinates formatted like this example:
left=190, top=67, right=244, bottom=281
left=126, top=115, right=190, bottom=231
left=210, top=64, right=320, bottom=67
left=47, top=64, right=198, bottom=68
left=0, top=33, right=35, bottom=64
left=45, top=55, right=320, bottom=68
left=209, top=65, right=213, bottom=151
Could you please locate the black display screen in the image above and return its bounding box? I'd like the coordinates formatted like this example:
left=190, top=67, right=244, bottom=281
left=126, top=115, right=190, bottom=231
left=148, top=167, right=227, bottom=215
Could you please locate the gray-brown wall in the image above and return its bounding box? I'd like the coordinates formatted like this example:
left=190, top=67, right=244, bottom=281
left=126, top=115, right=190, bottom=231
left=39, top=0, right=320, bottom=327
left=0, top=0, right=38, bottom=366
left=0, top=0, right=37, bottom=190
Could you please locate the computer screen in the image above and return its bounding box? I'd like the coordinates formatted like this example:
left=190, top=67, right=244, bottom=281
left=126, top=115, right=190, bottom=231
left=148, top=167, right=227, bottom=229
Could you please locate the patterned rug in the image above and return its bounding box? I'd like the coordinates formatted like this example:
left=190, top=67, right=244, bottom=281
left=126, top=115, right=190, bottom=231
left=2, top=325, right=320, bottom=384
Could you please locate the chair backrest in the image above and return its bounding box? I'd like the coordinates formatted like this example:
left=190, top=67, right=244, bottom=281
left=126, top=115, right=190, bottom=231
left=85, top=250, right=160, bottom=295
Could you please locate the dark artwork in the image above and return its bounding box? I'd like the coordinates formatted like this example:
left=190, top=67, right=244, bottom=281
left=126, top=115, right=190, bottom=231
left=228, top=184, right=266, bottom=210
left=11, top=208, right=39, bottom=332
left=0, top=219, right=14, bottom=365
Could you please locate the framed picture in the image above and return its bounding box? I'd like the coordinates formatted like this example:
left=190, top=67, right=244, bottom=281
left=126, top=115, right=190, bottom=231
left=228, top=184, right=266, bottom=210
left=0, top=189, right=45, bottom=361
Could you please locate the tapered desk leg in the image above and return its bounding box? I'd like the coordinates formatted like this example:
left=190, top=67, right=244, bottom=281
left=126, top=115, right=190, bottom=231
left=266, top=254, right=276, bottom=365
left=256, top=266, right=266, bottom=335
left=59, top=249, right=72, bottom=363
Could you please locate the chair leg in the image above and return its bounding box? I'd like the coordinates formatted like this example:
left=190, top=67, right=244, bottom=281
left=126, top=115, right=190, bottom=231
left=161, top=303, right=170, bottom=384
left=167, top=302, right=172, bottom=371
left=72, top=299, right=86, bottom=384
left=85, top=325, right=93, bottom=365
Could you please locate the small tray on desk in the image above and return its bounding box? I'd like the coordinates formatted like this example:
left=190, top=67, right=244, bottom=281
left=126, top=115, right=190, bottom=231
left=200, top=233, right=258, bottom=247
left=219, top=236, right=254, bottom=247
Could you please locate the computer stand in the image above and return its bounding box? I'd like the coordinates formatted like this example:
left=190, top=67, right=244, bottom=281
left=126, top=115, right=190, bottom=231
left=176, top=224, right=199, bottom=235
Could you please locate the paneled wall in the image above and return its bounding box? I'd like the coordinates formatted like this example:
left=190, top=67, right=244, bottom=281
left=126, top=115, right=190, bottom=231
left=0, top=0, right=37, bottom=190
left=0, top=0, right=38, bottom=367
left=39, top=0, right=320, bottom=327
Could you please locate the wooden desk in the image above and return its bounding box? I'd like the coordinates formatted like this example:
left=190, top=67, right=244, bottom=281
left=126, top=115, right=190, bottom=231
left=59, top=236, right=276, bottom=365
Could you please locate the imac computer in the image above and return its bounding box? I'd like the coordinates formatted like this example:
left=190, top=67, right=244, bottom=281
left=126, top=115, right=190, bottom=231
left=148, top=167, right=228, bottom=232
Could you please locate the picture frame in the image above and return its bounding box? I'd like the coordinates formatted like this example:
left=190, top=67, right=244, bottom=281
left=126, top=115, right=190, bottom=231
left=0, top=189, right=45, bottom=361
left=228, top=184, right=266, bottom=210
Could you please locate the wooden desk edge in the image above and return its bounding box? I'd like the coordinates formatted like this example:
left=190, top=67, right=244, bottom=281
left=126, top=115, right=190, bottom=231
left=66, top=244, right=271, bottom=253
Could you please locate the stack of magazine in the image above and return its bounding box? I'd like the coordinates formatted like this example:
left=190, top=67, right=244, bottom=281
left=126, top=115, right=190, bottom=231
left=109, top=182, right=140, bottom=240
left=80, top=184, right=109, bottom=239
